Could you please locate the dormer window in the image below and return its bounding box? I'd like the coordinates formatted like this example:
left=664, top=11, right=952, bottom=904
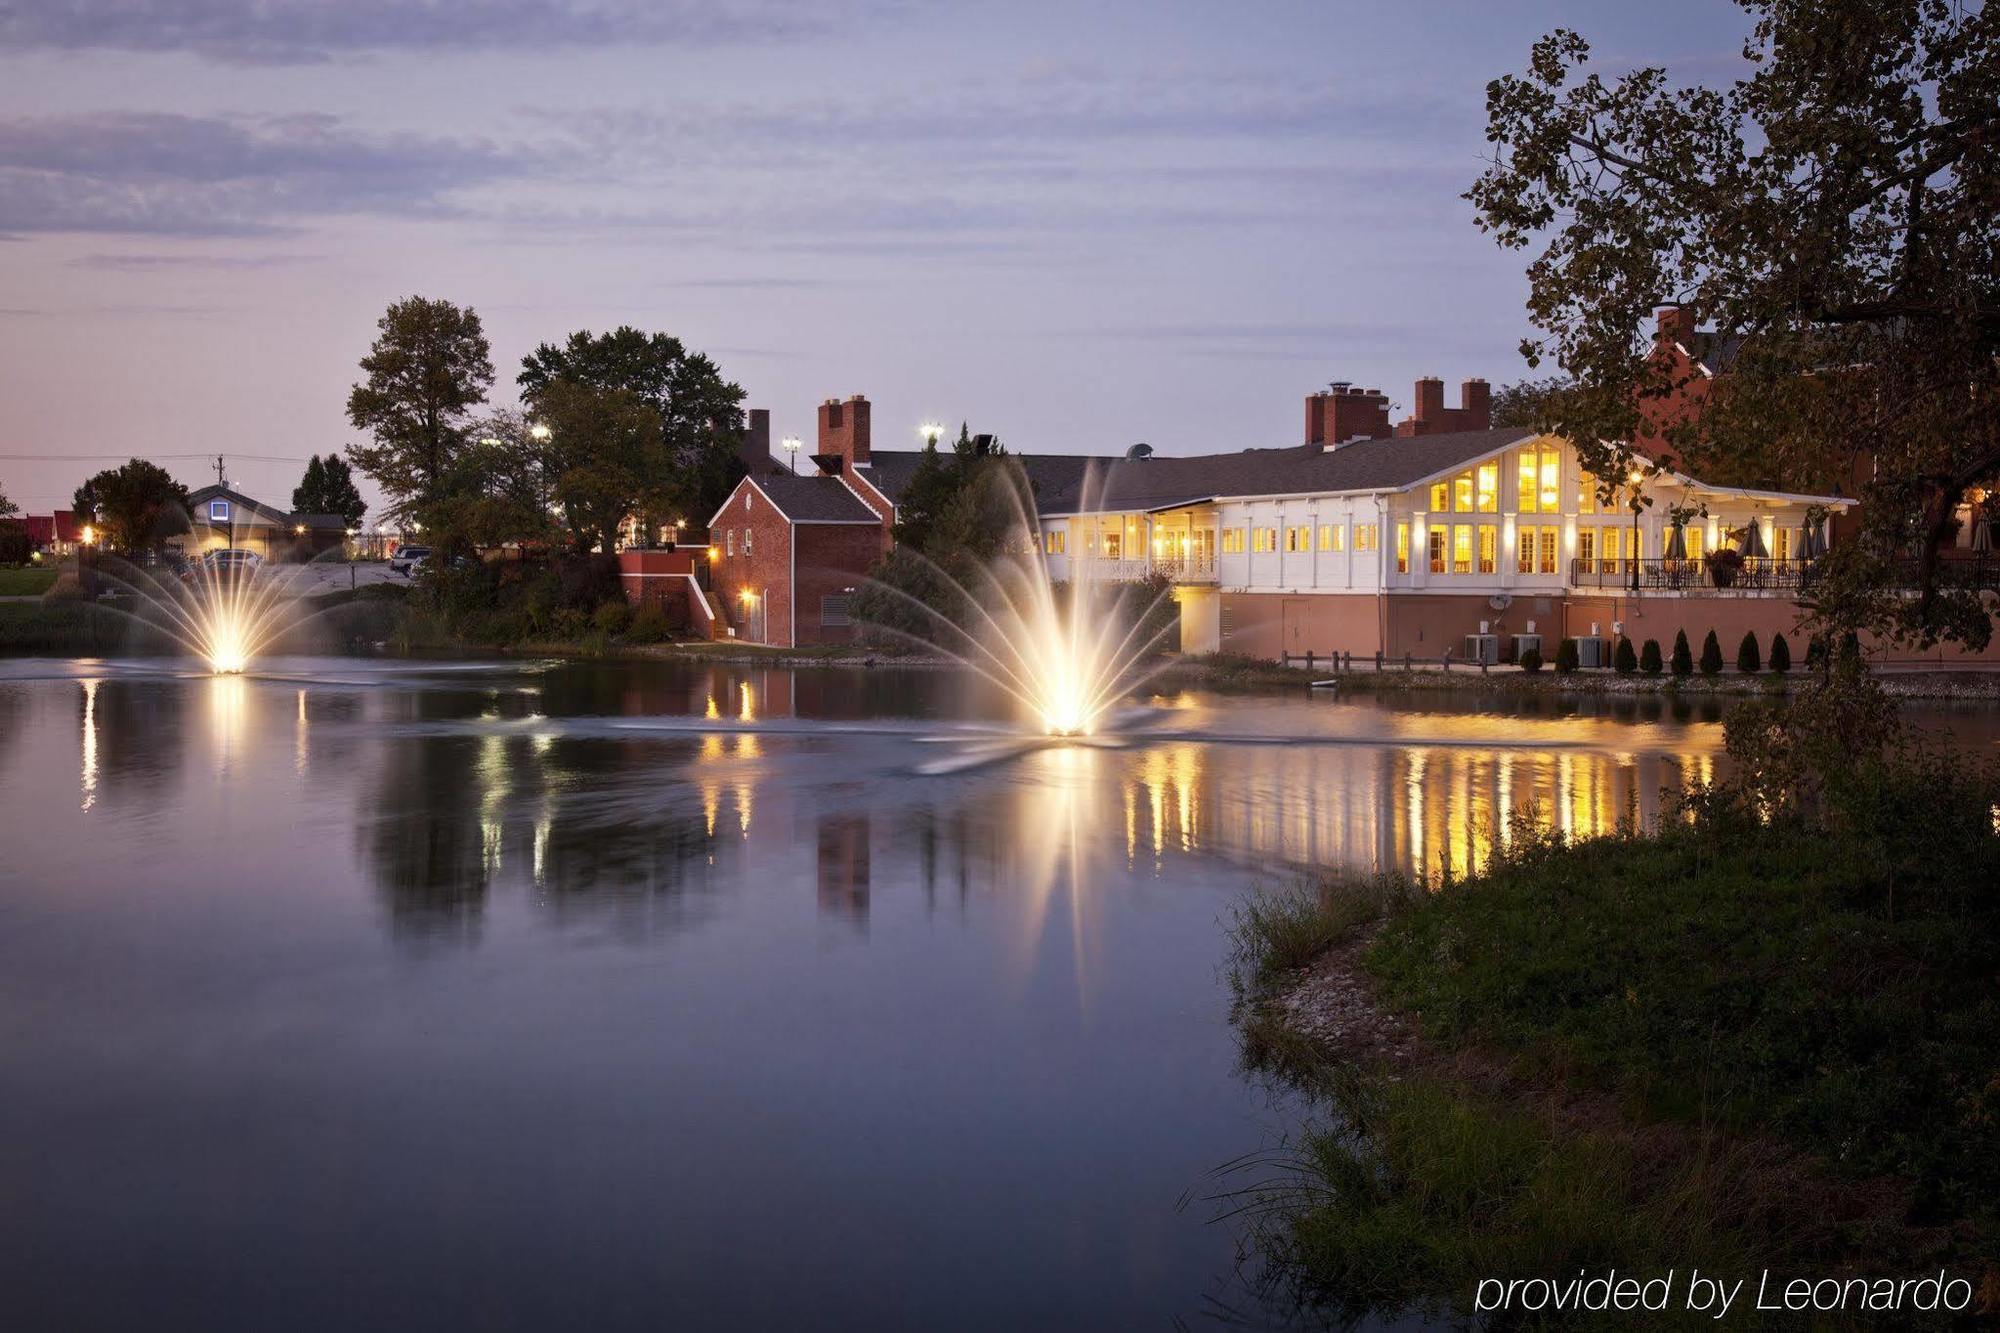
left=208, top=500, right=231, bottom=522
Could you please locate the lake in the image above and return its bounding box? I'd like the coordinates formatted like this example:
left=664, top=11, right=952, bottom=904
left=0, top=657, right=1986, bottom=1329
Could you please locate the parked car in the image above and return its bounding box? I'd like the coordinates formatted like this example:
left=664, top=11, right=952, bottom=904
left=408, top=551, right=475, bottom=575
left=181, top=548, right=261, bottom=581
left=389, top=544, right=431, bottom=575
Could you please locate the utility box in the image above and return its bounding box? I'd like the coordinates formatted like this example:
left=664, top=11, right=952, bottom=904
left=1510, top=633, right=1542, bottom=663
left=1575, top=636, right=1610, bottom=668
left=1462, top=634, right=1499, bottom=665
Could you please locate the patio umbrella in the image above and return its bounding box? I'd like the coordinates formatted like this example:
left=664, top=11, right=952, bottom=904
left=1799, top=516, right=1825, bottom=560
left=1664, top=524, right=1688, bottom=560
left=1972, top=515, right=1993, bottom=554
left=1738, top=515, right=1769, bottom=559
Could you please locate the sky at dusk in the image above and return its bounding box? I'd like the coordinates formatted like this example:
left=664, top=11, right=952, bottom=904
left=0, top=0, right=1757, bottom=521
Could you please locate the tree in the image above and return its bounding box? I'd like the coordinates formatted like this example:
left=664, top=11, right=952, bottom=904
left=1640, top=638, right=1663, bottom=675
left=1700, top=630, right=1724, bottom=676
left=0, top=481, right=15, bottom=519
left=346, top=296, right=493, bottom=527
left=424, top=408, right=563, bottom=551
left=292, top=454, right=366, bottom=527
left=1489, top=375, right=1574, bottom=430
left=1468, top=4, right=2000, bottom=650
left=1670, top=628, right=1694, bottom=676
left=1613, top=635, right=1637, bottom=674
left=892, top=433, right=961, bottom=549
left=517, top=326, right=746, bottom=528
left=1769, top=632, right=1791, bottom=674
left=1737, top=630, right=1763, bottom=673
left=72, top=459, right=190, bottom=555
left=534, top=379, right=668, bottom=553
left=1518, top=645, right=1543, bottom=672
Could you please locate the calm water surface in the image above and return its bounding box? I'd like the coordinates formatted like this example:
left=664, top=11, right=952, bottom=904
left=1, top=657, right=1989, bottom=1330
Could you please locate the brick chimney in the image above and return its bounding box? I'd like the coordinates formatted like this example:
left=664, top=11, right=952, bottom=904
left=816, top=394, right=872, bottom=470
left=740, top=407, right=771, bottom=474
left=1414, top=376, right=1445, bottom=423
left=1656, top=305, right=1697, bottom=347
left=1460, top=378, right=1491, bottom=431
left=1305, top=383, right=1392, bottom=449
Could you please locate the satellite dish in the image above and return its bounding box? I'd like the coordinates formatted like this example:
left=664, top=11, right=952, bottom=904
left=1488, top=594, right=1513, bottom=611
left=1125, top=442, right=1154, bottom=460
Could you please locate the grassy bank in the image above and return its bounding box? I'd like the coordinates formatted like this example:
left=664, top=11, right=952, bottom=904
left=0, top=566, right=58, bottom=597
left=1225, top=729, right=1999, bottom=1323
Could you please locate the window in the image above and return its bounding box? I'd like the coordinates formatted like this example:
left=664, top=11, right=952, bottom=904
left=1102, top=530, right=1122, bottom=559
left=1452, top=524, right=1473, bottom=574
left=1539, top=453, right=1561, bottom=513
left=1684, top=526, right=1705, bottom=561
left=1478, top=524, right=1497, bottom=575
left=1517, top=451, right=1539, bottom=513
left=1221, top=527, right=1245, bottom=554
left=725, top=529, right=735, bottom=557
left=1477, top=462, right=1500, bottom=513
left=1577, top=529, right=1596, bottom=566
left=1355, top=523, right=1379, bottom=553
left=1773, top=526, right=1792, bottom=561
left=743, top=527, right=753, bottom=555
left=1428, top=527, right=1447, bottom=574
left=1578, top=471, right=1599, bottom=514
left=1599, top=526, right=1620, bottom=574
left=820, top=594, right=852, bottom=627
left=1285, top=524, right=1311, bottom=552
left=1517, top=446, right=1563, bottom=513
left=1252, top=527, right=1278, bottom=553
left=1044, top=529, right=1066, bottom=554
left=1518, top=525, right=1561, bottom=574
left=1453, top=472, right=1475, bottom=513
left=208, top=499, right=231, bottom=522
left=1391, top=523, right=1406, bottom=572
left=744, top=493, right=753, bottom=512
left=1538, top=527, right=1558, bottom=574
left=1318, top=523, right=1344, bottom=552
left=1429, top=482, right=1449, bottom=512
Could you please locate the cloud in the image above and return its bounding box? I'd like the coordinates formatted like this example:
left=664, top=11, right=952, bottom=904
left=71, top=251, right=322, bottom=270
left=0, top=112, right=533, bottom=236
left=0, top=0, right=863, bottom=65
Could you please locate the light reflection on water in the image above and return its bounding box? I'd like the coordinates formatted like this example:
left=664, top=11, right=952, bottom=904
left=2, top=655, right=1993, bottom=1331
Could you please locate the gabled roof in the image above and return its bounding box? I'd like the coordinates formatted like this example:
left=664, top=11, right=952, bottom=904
left=860, top=449, right=1122, bottom=508
left=730, top=473, right=882, bottom=525
left=19, top=511, right=81, bottom=544
left=185, top=484, right=295, bottom=527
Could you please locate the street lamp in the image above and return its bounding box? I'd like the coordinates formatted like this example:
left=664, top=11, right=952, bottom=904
left=919, top=421, right=944, bottom=448
left=1627, top=468, right=1645, bottom=594
left=528, top=422, right=552, bottom=442
left=781, top=435, right=802, bottom=473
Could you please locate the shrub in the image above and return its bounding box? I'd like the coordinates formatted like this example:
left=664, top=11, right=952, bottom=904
left=1736, top=631, right=1762, bottom=673
left=1554, top=637, right=1579, bottom=673
left=1518, top=645, right=1543, bottom=673
left=0, top=521, right=30, bottom=565
left=1639, top=638, right=1663, bottom=675
left=592, top=599, right=633, bottom=636
left=556, top=553, right=624, bottom=609
left=1769, top=633, right=1791, bottom=674
left=1670, top=628, right=1694, bottom=676
left=625, top=606, right=672, bottom=644
left=1804, top=634, right=1827, bottom=670
left=1700, top=629, right=1724, bottom=676
left=1613, top=635, right=1637, bottom=674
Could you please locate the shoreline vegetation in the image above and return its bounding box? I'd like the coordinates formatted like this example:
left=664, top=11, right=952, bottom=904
left=1221, top=676, right=2000, bottom=1326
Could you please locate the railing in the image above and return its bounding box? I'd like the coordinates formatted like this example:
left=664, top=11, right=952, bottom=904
left=1568, top=557, right=1821, bottom=592
left=1892, top=553, right=2000, bottom=592
left=1070, top=556, right=1217, bottom=583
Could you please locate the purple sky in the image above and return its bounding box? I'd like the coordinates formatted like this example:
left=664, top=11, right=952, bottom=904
left=0, top=1, right=1754, bottom=521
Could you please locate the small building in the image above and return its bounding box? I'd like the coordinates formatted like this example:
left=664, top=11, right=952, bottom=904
left=179, top=485, right=349, bottom=561
left=21, top=511, right=83, bottom=557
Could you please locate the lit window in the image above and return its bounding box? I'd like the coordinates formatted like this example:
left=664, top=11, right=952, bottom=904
left=1391, top=523, right=1405, bottom=572
left=1318, top=523, right=1344, bottom=552
left=1429, top=482, right=1449, bottom=512
left=725, top=530, right=735, bottom=557
left=1356, top=523, right=1379, bottom=553
left=1452, top=524, right=1473, bottom=574
left=1453, top=472, right=1475, bottom=513
left=1428, top=528, right=1446, bottom=574
left=1579, top=471, right=1598, bottom=514
left=1539, top=454, right=1561, bottom=513
left=1286, top=525, right=1310, bottom=552
left=1517, top=526, right=1538, bottom=575
left=1600, top=526, right=1621, bottom=573
left=208, top=499, right=231, bottom=522
left=743, top=527, right=753, bottom=555
left=1539, top=527, right=1558, bottom=574
left=1478, top=524, right=1497, bottom=574
left=1577, top=529, right=1596, bottom=566
left=1517, top=451, right=1539, bottom=513
left=1684, top=527, right=1705, bottom=561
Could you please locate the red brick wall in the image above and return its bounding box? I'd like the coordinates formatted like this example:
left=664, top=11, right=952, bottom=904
left=1394, top=378, right=1492, bottom=436
left=710, top=480, right=797, bottom=645
left=817, top=395, right=872, bottom=468
left=794, top=523, right=891, bottom=644
left=1568, top=592, right=2000, bottom=666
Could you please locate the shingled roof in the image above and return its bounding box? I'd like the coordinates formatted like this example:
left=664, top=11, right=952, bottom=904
left=747, top=473, right=883, bottom=524
left=858, top=427, right=1537, bottom=516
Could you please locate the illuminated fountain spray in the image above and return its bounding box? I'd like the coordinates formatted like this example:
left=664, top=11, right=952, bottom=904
left=858, top=462, right=1175, bottom=738
left=89, top=553, right=316, bottom=675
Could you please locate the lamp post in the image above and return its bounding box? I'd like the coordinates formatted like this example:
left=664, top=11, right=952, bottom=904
left=781, top=435, right=802, bottom=474
left=1627, top=469, right=1645, bottom=594
left=919, top=421, right=944, bottom=449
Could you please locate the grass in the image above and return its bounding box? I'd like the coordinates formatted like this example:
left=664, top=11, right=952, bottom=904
left=1222, top=745, right=1999, bottom=1323
left=0, top=600, right=172, bottom=655
left=0, top=566, right=57, bottom=596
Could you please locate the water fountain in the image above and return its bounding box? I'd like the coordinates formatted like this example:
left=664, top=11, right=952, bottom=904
left=855, top=462, right=1176, bottom=739
left=81, top=550, right=321, bottom=674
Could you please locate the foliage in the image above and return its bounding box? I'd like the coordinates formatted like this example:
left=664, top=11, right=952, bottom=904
left=1735, top=630, right=1762, bottom=674
left=1516, top=645, right=1542, bottom=673
left=1669, top=627, right=1693, bottom=676
left=534, top=379, right=668, bottom=553
left=1612, top=634, right=1637, bottom=674
left=1769, top=631, right=1791, bottom=674
left=1469, top=4, right=2000, bottom=651
left=1553, top=636, right=1578, bottom=673
left=71, top=459, right=190, bottom=555
left=291, top=454, right=366, bottom=526
left=624, top=606, right=672, bottom=644
left=1698, top=629, right=1723, bottom=676
left=0, top=522, right=30, bottom=567
left=591, top=599, right=633, bottom=636
left=345, top=296, right=494, bottom=527
left=424, top=410, right=562, bottom=552
left=1639, top=637, right=1662, bottom=675
left=0, top=482, right=14, bottom=519
left=517, top=325, right=747, bottom=530
left=1485, top=373, right=1574, bottom=430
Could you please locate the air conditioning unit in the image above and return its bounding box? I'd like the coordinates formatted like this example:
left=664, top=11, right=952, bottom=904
left=1510, top=633, right=1542, bottom=663
left=1462, top=633, right=1499, bottom=665
left=1575, top=636, right=1610, bottom=668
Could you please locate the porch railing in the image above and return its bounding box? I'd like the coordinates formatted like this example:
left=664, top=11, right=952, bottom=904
left=1567, top=557, right=1822, bottom=592
left=1071, top=556, right=1217, bottom=583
